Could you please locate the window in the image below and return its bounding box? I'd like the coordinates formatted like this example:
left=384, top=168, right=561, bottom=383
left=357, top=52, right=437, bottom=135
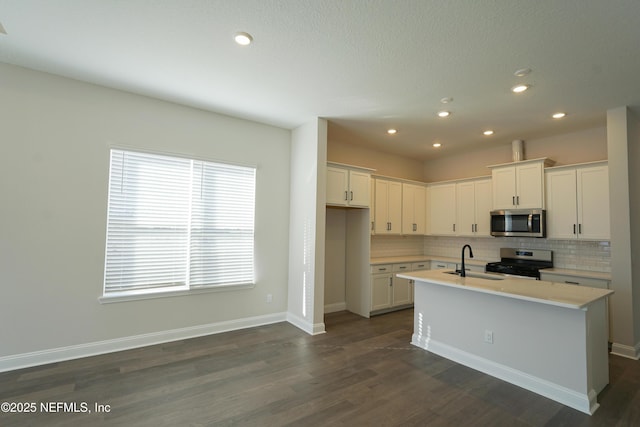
left=103, top=149, right=255, bottom=298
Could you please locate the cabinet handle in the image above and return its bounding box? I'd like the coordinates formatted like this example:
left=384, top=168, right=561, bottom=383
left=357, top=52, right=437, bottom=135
left=573, top=224, right=576, bottom=234
left=350, top=191, right=354, bottom=201
left=578, top=224, right=582, bottom=234
left=389, top=277, right=393, bottom=286
left=344, top=191, right=348, bottom=201
left=399, top=266, right=407, bottom=269
left=512, top=196, right=515, bottom=205
left=378, top=267, right=387, bottom=271
left=413, top=223, right=417, bottom=232
left=516, top=195, right=520, bottom=205
left=565, top=281, right=580, bottom=285
left=453, top=224, right=456, bottom=232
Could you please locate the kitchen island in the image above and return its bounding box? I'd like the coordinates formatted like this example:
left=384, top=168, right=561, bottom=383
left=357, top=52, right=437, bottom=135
left=397, top=269, right=614, bottom=415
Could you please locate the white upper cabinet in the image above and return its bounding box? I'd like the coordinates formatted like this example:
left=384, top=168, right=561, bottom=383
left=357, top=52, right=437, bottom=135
left=326, top=163, right=373, bottom=208
left=545, top=162, right=610, bottom=240
left=374, top=178, right=402, bottom=234
left=428, top=182, right=457, bottom=235
left=402, top=183, right=427, bottom=235
left=456, top=178, right=492, bottom=236
left=489, top=159, right=552, bottom=210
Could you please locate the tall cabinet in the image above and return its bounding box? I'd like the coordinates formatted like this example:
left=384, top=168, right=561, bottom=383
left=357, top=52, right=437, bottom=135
left=456, top=178, right=492, bottom=236
left=402, top=182, right=427, bottom=235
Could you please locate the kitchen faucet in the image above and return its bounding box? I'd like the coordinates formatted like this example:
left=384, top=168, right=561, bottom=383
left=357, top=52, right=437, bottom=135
left=460, top=244, right=474, bottom=277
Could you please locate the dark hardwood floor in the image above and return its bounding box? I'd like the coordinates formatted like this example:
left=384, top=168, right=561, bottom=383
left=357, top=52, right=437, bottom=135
left=1, top=309, right=638, bottom=426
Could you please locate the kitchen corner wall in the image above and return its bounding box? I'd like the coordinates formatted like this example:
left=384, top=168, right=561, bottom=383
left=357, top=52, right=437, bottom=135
left=423, top=236, right=611, bottom=272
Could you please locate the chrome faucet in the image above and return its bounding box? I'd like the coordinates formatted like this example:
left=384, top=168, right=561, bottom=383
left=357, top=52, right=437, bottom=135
left=460, top=244, right=474, bottom=277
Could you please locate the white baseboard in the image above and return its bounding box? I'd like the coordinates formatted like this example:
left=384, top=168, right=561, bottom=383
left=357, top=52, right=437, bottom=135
left=324, top=302, right=346, bottom=314
left=412, top=334, right=598, bottom=415
left=610, top=341, right=640, bottom=360
left=0, top=312, right=287, bottom=373
left=286, top=312, right=326, bottom=335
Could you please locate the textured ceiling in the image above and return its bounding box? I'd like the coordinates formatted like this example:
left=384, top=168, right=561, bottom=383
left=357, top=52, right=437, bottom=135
left=1, top=0, right=639, bottom=159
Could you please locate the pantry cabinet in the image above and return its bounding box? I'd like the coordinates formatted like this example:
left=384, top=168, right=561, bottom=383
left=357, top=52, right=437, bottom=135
left=489, top=158, right=553, bottom=210
left=326, top=163, right=373, bottom=208
left=402, top=183, right=427, bottom=235
left=373, top=178, right=402, bottom=234
left=455, top=178, right=492, bottom=236
left=545, top=162, right=609, bottom=240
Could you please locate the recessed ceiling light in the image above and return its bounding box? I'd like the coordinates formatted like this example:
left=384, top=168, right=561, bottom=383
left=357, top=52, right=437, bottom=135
left=437, top=111, right=451, bottom=118
left=552, top=112, right=567, bottom=119
left=433, top=143, right=442, bottom=148
left=514, top=68, right=532, bottom=77
left=234, top=32, right=253, bottom=46
left=387, top=128, right=397, bottom=135
left=483, top=130, right=494, bottom=136
left=511, top=84, right=530, bottom=93
left=440, top=97, right=453, bottom=104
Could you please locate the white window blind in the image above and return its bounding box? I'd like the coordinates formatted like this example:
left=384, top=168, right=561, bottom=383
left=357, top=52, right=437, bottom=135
left=104, top=149, right=255, bottom=296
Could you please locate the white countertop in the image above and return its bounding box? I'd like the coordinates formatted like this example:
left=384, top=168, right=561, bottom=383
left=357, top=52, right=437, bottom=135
left=370, top=255, right=495, bottom=267
left=541, top=268, right=611, bottom=281
left=397, top=269, right=613, bottom=310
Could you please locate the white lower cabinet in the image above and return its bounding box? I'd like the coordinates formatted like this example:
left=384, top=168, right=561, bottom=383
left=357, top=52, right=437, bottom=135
left=370, top=261, right=426, bottom=314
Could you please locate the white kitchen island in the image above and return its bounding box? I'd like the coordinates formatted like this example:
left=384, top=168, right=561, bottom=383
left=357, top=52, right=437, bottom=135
left=397, top=269, right=614, bottom=415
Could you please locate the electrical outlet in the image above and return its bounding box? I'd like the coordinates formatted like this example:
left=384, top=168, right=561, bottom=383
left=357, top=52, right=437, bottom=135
left=484, top=330, right=494, bottom=344
left=266, top=294, right=273, bottom=303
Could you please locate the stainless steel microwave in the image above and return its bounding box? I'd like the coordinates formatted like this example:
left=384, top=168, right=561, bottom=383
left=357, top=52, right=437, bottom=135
left=490, top=209, right=546, bottom=238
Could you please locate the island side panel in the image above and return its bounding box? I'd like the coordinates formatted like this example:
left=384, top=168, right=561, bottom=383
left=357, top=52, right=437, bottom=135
left=411, top=279, right=606, bottom=414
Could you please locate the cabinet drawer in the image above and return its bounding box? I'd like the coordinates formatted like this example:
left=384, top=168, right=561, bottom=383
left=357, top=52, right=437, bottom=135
left=430, top=260, right=456, bottom=270
left=411, top=261, right=429, bottom=271
left=371, top=264, right=393, bottom=274
left=540, top=273, right=609, bottom=289
left=392, top=263, right=412, bottom=273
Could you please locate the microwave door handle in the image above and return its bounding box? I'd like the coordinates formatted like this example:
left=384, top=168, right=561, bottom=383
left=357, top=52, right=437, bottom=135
left=528, top=214, right=533, bottom=232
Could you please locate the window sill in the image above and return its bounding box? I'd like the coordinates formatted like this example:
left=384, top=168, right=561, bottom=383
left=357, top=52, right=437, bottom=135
left=99, top=282, right=255, bottom=304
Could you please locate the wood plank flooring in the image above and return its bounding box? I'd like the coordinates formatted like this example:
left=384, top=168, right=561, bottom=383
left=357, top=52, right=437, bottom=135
left=1, top=309, right=639, bottom=426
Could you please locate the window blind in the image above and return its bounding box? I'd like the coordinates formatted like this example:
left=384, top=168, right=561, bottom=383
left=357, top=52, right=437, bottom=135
left=104, top=149, right=255, bottom=295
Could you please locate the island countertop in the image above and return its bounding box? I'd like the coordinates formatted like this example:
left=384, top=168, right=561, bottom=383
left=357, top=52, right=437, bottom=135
left=397, top=269, right=613, bottom=310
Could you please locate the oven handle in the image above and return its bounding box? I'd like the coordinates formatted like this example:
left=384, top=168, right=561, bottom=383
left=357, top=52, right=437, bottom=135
left=528, top=214, right=533, bottom=232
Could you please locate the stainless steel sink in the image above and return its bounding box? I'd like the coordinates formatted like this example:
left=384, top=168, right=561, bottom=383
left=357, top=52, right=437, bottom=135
left=444, top=270, right=505, bottom=281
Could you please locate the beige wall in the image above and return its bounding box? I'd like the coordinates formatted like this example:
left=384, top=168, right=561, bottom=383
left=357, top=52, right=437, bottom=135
left=327, top=139, right=425, bottom=181
left=423, top=127, right=607, bottom=182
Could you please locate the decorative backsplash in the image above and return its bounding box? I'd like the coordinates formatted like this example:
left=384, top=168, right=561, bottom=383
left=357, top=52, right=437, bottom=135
left=371, top=235, right=611, bottom=272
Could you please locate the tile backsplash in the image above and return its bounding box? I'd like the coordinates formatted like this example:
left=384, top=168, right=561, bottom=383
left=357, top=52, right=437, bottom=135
left=371, top=235, right=611, bottom=272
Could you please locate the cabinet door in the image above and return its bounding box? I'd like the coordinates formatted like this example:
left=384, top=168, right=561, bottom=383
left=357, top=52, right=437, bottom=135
left=429, top=183, right=457, bottom=235
left=577, top=166, right=610, bottom=240
left=371, top=274, right=392, bottom=311
left=402, top=183, right=426, bottom=234
left=474, top=179, right=493, bottom=236
left=373, top=180, right=390, bottom=234
left=492, top=166, right=517, bottom=209
left=545, top=169, right=578, bottom=239
left=516, top=162, right=544, bottom=208
left=387, top=181, right=402, bottom=234
left=456, top=182, right=476, bottom=236
left=349, top=170, right=371, bottom=207
left=326, top=167, right=349, bottom=206
left=392, top=276, right=412, bottom=306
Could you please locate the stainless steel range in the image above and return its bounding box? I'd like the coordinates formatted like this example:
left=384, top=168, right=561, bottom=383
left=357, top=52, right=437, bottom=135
left=485, top=248, right=553, bottom=279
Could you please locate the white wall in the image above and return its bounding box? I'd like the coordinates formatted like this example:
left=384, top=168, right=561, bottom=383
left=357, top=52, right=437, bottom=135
left=423, top=127, right=607, bottom=182
left=607, top=106, right=640, bottom=358
left=324, top=208, right=347, bottom=312
left=287, top=119, right=327, bottom=334
left=0, top=63, right=292, bottom=366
